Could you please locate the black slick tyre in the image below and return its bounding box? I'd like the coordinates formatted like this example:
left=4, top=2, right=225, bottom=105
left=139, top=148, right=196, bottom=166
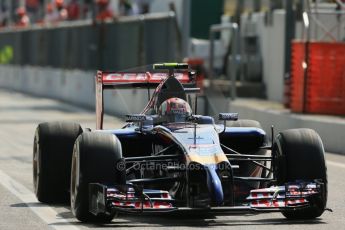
left=33, top=122, right=82, bottom=203
left=273, top=128, right=327, bottom=219
left=70, top=132, right=125, bottom=223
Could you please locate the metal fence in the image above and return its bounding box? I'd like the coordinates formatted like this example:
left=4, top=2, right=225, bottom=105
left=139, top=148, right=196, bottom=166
left=0, top=13, right=181, bottom=71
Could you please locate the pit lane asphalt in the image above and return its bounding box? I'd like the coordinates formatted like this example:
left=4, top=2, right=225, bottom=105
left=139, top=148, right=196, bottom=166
left=0, top=89, right=344, bottom=230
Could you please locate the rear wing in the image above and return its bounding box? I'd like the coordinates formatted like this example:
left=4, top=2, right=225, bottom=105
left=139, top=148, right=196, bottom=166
left=100, top=71, right=192, bottom=89
left=95, top=70, right=194, bottom=129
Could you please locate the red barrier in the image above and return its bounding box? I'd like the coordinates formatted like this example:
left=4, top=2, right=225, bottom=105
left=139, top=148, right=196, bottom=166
left=290, top=41, right=345, bottom=115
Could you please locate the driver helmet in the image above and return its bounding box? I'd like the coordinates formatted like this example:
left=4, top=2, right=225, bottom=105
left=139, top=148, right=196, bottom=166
left=158, top=97, right=192, bottom=123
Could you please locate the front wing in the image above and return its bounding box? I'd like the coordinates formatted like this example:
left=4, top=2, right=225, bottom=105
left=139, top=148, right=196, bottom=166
left=89, top=180, right=325, bottom=216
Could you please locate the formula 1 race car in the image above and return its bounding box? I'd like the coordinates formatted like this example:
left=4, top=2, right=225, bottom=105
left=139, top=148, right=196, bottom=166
left=33, top=63, right=328, bottom=223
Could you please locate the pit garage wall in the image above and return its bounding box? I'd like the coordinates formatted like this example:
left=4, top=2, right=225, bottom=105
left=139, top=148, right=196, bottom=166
left=243, top=10, right=286, bottom=103
left=0, top=65, right=149, bottom=116
left=260, top=10, right=286, bottom=103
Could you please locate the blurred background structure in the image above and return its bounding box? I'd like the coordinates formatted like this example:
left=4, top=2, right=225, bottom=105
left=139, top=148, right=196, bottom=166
left=0, top=0, right=344, bottom=117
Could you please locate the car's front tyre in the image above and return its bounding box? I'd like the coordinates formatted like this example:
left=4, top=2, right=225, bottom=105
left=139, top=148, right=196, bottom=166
left=70, top=132, right=125, bottom=223
left=273, top=128, right=327, bottom=219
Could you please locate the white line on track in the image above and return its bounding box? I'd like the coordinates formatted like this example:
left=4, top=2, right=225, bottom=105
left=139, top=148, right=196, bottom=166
left=327, top=160, right=345, bottom=169
left=0, top=169, right=79, bottom=230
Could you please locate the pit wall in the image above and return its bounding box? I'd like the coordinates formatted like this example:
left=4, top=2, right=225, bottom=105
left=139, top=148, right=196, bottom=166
left=0, top=65, right=148, bottom=116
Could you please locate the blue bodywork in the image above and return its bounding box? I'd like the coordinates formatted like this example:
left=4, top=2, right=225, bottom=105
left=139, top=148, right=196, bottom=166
left=104, top=126, right=266, bottom=140
left=206, top=164, right=224, bottom=205
left=100, top=123, right=266, bottom=206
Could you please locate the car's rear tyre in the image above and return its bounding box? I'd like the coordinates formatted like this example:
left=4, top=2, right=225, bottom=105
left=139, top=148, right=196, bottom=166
left=273, top=128, right=327, bottom=219
left=71, top=132, right=125, bottom=223
left=33, top=122, right=82, bottom=203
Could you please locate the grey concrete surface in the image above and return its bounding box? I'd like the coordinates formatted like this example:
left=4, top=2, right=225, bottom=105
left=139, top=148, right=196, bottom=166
left=0, top=89, right=345, bottom=229
left=230, top=98, right=345, bottom=155
left=0, top=184, right=50, bottom=230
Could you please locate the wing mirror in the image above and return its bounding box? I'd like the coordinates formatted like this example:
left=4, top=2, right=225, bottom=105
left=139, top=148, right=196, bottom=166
left=125, top=114, right=152, bottom=133
left=125, top=114, right=147, bottom=122
left=218, top=113, right=238, bottom=133
left=219, top=113, right=238, bottom=121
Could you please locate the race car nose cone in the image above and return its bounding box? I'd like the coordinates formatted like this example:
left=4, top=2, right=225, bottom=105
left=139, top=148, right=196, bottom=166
left=205, top=165, right=224, bottom=206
